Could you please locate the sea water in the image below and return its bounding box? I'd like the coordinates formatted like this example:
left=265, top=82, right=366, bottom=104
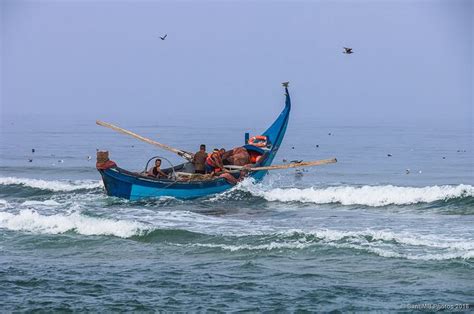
left=0, top=114, right=473, bottom=311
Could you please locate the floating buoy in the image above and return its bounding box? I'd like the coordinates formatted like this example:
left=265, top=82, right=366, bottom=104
left=28, top=159, right=33, bottom=163
left=31, top=149, right=35, bottom=153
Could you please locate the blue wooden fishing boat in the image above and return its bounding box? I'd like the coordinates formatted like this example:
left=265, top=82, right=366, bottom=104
left=96, top=84, right=291, bottom=200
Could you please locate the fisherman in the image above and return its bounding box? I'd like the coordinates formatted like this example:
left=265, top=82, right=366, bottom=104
left=192, top=144, right=207, bottom=174
left=147, top=159, right=168, bottom=178
left=205, top=149, right=225, bottom=175
left=221, top=148, right=233, bottom=165
left=219, top=148, right=232, bottom=166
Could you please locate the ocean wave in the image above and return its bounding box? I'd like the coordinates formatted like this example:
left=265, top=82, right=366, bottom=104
left=1, top=209, right=472, bottom=261
left=0, top=177, right=103, bottom=192
left=237, top=182, right=474, bottom=206
left=187, top=229, right=474, bottom=261
left=0, top=210, right=148, bottom=238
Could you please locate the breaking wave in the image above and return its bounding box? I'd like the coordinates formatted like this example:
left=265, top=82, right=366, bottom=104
left=0, top=177, right=103, bottom=192
left=0, top=210, right=148, bottom=238
left=187, top=229, right=474, bottom=261
left=1, top=209, right=471, bottom=261
left=237, top=182, right=474, bottom=207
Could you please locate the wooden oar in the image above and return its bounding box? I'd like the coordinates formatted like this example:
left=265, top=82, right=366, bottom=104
left=226, top=158, right=337, bottom=172
left=96, top=120, right=194, bottom=161
left=251, top=158, right=337, bottom=171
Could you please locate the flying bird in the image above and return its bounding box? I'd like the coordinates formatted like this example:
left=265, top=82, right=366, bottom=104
left=343, top=47, right=353, bottom=54
left=159, top=34, right=167, bottom=40
left=290, top=160, right=303, bottom=164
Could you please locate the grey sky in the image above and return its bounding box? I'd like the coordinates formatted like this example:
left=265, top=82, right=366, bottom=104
left=1, top=0, right=472, bottom=126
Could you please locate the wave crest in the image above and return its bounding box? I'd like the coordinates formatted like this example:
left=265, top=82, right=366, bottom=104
left=0, top=177, right=103, bottom=192
left=0, top=210, right=148, bottom=238
left=237, top=183, right=474, bottom=206
left=188, top=229, right=474, bottom=261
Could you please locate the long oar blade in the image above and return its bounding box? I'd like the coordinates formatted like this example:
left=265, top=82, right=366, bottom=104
left=250, top=158, right=337, bottom=171
left=96, top=120, right=194, bottom=161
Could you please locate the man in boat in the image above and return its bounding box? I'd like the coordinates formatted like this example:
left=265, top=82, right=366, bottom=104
left=205, top=149, right=226, bottom=175
left=147, top=159, right=168, bottom=178
left=192, top=144, right=207, bottom=174
left=221, top=148, right=232, bottom=165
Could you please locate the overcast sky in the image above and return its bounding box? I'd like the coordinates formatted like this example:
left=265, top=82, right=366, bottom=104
left=1, top=0, right=472, bottom=127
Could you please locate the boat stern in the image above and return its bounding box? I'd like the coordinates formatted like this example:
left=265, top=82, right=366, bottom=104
left=96, top=151, right=132, bottom=199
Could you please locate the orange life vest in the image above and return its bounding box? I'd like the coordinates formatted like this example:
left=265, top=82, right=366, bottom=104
left=206, top=153, right=222, bottom=172
left=248, top=135, right=267, bottom=147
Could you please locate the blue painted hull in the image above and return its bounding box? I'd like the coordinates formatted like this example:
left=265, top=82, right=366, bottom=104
left=99, top=167, right=269, bottom=200
left=98, top=87, right=291, bottom=200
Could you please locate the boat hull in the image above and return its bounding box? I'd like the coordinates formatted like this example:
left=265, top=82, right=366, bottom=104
left=99, top=167, right=268, bottom=200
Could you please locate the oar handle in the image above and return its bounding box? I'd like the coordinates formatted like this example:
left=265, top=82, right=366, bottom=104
left=96, top=120, right=194, bottom=161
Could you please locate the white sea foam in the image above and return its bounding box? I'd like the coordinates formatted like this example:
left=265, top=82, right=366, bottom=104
left=0, top=207, right=472, bottom=261
left=0, top=210, right=148, bottom=238
left=0, top=177, right=103, bottom=192
left=282, top=229, right=474, bottom=251
left=21, top=200, right=61, bottom=207
left=237, top=182, right=473, bottom=206
left=188, top=228, right=474, bottom=261
left=191, top=241, right=313, bottom=252
left=0, top=199, right=9, bottom=209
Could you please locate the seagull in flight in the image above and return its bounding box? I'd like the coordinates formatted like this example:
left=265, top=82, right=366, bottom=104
left=159, top=34, right=167, bottom=40
left=343, top=47, right=353, bottom=54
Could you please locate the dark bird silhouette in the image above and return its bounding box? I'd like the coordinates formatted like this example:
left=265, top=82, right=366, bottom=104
left=290, top=160, right=303, bottom=163
left=160, top=34, right=167, bottom=40
left=343, top=47, right=353, bottom=54
left=387, top=154, right=392, bottom=157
